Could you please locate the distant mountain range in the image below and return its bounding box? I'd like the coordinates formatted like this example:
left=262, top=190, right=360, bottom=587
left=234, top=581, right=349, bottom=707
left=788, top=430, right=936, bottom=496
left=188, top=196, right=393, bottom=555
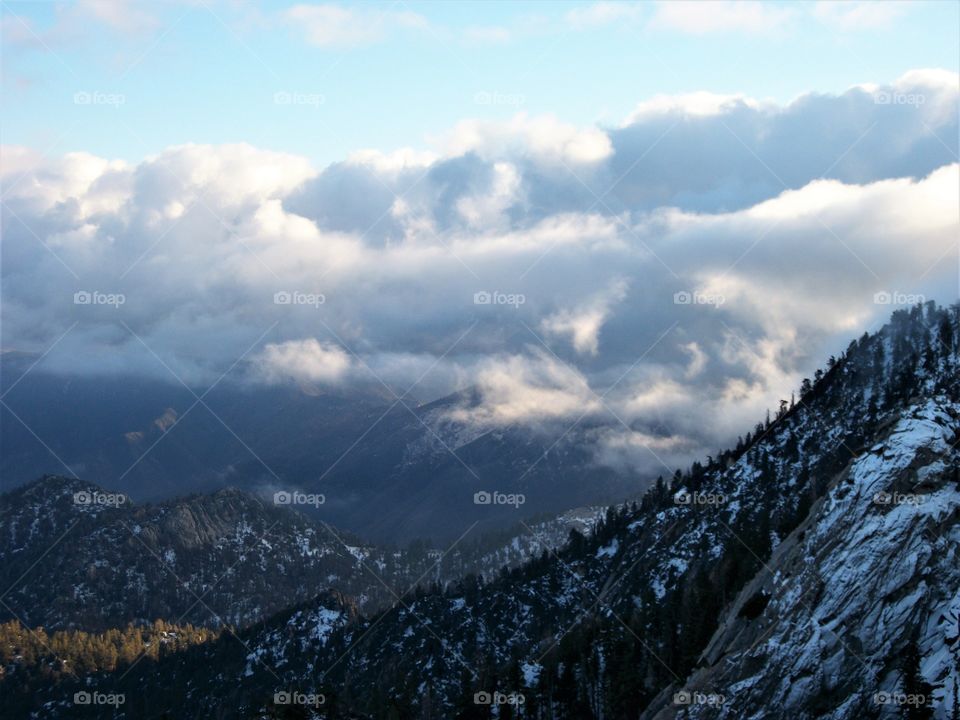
left=0, top=368, right=642, bottom=543
left=3, top=302, right=957, bottom=718
left=0, top=475, right=605, bottom=631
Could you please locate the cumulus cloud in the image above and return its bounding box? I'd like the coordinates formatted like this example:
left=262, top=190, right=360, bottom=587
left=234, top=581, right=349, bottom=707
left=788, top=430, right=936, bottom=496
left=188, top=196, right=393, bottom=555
left=440, top=113, right=613, bottom=166
left=623, top=92, right=766, bottom=122
left=456, top=162, right=523, bottom=231
left=2, top=70, right=957, bottom=473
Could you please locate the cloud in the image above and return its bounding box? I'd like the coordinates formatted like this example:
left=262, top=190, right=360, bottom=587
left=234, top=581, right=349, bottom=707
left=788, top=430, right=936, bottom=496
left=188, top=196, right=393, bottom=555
left=446, top=349, right=603, bottom=426
left=256, top=339, right=352, bottom=385
left=565, top=2, right=646, bottom=29
left=622, top=92, right=766, bottom=122
left=75, top=0, right=161, bottom=34
left=441, top=113, right=613, bottom=166
left=283, top=4, right=427, bottom=48
left=1, top=0, right=176, bottom=56
left=813, top=1, right=911, bottom=31
left=2, top=70, right=957, bottom=473
left=610, top=69, right=957, bottom=212
left=541, top=278, right=629, bottom=355
left=462, top=25, right=512, bottom=45
left=681, top=342, right=707, bottom=379
left=454, top=161, right=523, bottom=231
left=649, top=0, right=796, bottom=34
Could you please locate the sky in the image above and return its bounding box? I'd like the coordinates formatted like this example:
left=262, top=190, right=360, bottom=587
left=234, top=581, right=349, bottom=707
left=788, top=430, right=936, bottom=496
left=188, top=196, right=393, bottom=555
left=2, top=1, right=958, bottom=165
left=2, top=0, right=959, bottom=476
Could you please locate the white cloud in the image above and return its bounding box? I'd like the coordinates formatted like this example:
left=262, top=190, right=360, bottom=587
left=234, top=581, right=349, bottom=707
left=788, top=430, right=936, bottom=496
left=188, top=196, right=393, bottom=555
left=463, top=25, right=512, bottom=44
left=456, top=162, right=522, bottom=230
left=446, top=349, right=602, bottom=426
left=650, top=1, right=795, bottom=34
left=284, top=3, right=427, bottom=48
left=441, top=113, right=613, bottom=165
left=681, top=341, right=707, bottom=379
left=256, top=339, right=352, bottom=384
left=813, top=1, right=911, bottom=31
left=346, top=148, right=439, bottom=175
left=623, top=91, right=765, bottom=124
left=542, top=278, right=629, bottom=355
left=565, top=2, right=646, bottom=29
left=75, top=0, right=160, bottom=33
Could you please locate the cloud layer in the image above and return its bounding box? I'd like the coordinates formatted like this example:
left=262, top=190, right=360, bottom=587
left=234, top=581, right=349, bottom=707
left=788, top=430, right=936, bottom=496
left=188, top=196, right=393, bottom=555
left=2, top=70, right=957, bottom=476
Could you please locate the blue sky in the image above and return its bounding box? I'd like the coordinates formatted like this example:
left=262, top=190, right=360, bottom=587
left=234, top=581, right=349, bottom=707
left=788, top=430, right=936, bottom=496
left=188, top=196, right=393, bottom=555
left=3, top=0, right=958, bottom=166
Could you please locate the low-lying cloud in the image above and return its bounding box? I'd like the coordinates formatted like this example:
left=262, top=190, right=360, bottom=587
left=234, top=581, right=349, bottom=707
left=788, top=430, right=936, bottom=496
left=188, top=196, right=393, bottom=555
left=2, top=70, right=957, bottom=476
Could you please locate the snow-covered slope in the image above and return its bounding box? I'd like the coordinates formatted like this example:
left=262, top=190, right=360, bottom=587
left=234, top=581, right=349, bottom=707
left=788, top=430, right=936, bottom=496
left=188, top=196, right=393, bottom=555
left=643, top=397, right=960, bottom=719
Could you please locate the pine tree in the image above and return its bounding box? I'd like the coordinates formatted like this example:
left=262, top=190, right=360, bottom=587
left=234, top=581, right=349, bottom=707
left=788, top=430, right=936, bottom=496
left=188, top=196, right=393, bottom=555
left=901, top=639, right=934, bottom=719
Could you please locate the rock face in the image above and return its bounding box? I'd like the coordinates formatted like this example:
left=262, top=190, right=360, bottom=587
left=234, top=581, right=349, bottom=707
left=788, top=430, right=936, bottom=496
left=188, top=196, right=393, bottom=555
left=642, top=398, right=960, bottom=719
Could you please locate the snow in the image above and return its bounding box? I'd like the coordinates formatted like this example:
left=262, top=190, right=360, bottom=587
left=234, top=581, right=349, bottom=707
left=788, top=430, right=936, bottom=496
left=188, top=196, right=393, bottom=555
left=595, top=539, right=619, bottom=558
left=521, top=662, right=542, bottom=687
left=725, top=499, right=741, bottom=521
left=306, top=608, right=342, bottom=647
left=691, top=398, right=960, bottom=718
left=651, top=577, right=666, bottom=600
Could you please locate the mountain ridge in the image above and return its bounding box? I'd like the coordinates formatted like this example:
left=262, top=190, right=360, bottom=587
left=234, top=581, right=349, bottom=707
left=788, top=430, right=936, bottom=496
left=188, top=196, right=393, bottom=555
left=3, top=301, right=958, bottom=718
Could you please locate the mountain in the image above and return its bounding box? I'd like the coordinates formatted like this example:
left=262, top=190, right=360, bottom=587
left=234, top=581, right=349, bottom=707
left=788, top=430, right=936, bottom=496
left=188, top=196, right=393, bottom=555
left=640, top=397, right=960, bottom=719
left=0, top=476, right=416, bottom=631
left=6, top=302, right=956, bottom=718
left=0, top=370, right=641, bottom=543
left=0, top=475, right=605, bottom=632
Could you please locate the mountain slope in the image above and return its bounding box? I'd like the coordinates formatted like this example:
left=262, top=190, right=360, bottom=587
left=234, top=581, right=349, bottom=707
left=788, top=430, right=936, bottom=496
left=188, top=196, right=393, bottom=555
left=0, top=476, right=605, bottom=632
left=643, top=397, right=960, bottom=718
left=0, top=477, right=440, bottom=631
left=5, top=302, right=959, bottom=719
